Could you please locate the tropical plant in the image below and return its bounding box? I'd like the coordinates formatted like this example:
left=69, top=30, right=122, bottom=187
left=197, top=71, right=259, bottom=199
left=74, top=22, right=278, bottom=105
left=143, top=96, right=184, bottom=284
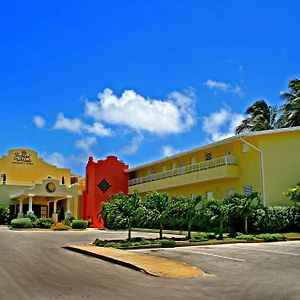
left=0, top=203, right=10, bottom=224
left=286, top=183, right=300, bottom=207
left=101, top=191, right=141, bottom=240
left=277, top=78, right=300, bottom=127
left=170, top=195, right=203, bottom=239
left=205, top=198, right=229, bottom=239
left=139, top=191, right=170, bottom=239
left=229, top=192, right=260, bottom=234
left=235, top=100, right=277, bottom=134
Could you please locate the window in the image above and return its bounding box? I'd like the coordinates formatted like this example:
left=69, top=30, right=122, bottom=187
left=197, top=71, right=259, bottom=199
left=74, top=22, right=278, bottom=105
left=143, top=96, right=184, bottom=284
left=244, top=185, right=253, bottom=196
left=205, top=152, right=212, bottom=160
left=171, top=162, right=176, bottom=169
left=191, top=157, right=197, bottom=165
left=242, top=143, right=249, bottom=153
left=206, top=191, right=213, bottom=200
left=162, top=166, right=167, bottom=172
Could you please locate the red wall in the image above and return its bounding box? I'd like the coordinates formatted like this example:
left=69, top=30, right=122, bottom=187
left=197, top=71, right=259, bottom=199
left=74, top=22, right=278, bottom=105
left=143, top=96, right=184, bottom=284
left=82, top=156, right=129, bottom=228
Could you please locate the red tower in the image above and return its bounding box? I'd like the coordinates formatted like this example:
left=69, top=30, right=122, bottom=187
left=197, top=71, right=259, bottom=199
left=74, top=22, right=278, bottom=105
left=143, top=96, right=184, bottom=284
left=82, top=156, right=129, bottom=228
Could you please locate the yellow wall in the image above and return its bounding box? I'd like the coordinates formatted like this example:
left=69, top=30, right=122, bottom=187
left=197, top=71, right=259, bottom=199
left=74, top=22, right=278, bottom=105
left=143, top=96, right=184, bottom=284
left=129, top=129, right=300, bottom=206
left=0, top=149, right=71, bottom=185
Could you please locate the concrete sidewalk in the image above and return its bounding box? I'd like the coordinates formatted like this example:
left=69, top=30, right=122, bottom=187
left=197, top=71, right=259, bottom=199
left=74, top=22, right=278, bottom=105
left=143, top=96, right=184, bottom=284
left=65, top=244, right=204, bottom=278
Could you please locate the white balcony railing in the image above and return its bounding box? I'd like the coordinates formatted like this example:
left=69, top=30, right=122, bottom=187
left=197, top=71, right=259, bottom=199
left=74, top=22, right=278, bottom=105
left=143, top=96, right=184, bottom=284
left=128, top=155, right=238, bottom=186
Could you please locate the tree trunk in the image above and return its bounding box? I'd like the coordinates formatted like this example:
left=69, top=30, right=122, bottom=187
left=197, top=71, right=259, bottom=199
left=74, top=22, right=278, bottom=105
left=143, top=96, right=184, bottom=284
left=244, top=215, right=248, bottom=234
left=187, top=221, right=192, bottom=239
left=159, top=221, right=163, bottom=239
left=128, top=221, right=132, bottom=241
left=219, top=219, right=223, bottom=240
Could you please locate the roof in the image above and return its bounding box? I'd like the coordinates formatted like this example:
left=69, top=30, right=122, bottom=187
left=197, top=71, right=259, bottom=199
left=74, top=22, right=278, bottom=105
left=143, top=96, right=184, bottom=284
left=127, top=126, right=300, bottom=172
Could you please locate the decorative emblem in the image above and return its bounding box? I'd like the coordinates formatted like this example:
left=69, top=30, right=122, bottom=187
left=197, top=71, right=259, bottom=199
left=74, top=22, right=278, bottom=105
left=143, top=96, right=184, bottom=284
left=97, top=179, right=111, bottom=193
left=46, top=182, right=56, bottom=193
left=12, top=150, right=33, bottom=165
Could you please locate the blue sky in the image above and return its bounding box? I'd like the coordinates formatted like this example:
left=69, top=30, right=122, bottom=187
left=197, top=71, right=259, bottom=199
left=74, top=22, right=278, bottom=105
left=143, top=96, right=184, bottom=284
left=0, top=0, right=299, bottom=175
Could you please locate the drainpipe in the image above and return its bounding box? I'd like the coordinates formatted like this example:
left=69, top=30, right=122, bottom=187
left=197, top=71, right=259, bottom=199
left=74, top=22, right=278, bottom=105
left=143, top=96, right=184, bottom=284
left=240, top=137, right=266, bottom=206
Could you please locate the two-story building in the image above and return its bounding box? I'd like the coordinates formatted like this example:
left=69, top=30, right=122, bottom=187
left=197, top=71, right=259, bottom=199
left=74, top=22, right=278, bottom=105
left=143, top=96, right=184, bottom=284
left=127, top=127, right=300, bottom=206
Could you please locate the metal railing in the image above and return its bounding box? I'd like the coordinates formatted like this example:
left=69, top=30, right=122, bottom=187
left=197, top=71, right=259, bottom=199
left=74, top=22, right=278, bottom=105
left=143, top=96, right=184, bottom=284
left=128, top=155, right=238, bottom=186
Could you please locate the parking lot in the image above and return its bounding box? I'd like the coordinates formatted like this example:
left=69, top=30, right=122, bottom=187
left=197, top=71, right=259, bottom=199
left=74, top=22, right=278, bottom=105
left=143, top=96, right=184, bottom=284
left=0, top=227, right=299, bottom=300
left=138, top=241, right=300, bottom=300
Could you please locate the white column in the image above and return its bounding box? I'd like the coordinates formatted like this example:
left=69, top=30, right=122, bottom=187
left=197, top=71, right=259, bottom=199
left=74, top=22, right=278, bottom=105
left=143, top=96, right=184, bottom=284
left=65, top=196, right=72, bottom=219
left=52, top=200, right=58, bottom=224
left=27, top=194, right=34, bottom=215
left=18, top=199, right=23, bottom=218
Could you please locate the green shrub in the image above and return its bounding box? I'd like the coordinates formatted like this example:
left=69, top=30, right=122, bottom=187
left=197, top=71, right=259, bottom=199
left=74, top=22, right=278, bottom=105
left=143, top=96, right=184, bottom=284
left=37, top=218, right=53, bottom=229
left=255, top=233, right=287, bottom=241
left=0, top=204, right=10, bottom=224
left=62, top=217, right=76, bottom=227
left=103, top=242, right=120, bottom=248
left=190, top=232, right=210, bottom=242
left=71, top=219, right=88, bottom=229
left=11, top=218, right=32, bottom=228
left=159, top=239, right=176, bottom=248
left=236, top=234, right=255, bottom=241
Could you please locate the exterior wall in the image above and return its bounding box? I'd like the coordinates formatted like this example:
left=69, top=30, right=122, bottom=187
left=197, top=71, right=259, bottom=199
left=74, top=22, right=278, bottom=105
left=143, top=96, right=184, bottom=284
left=128, top=128, right=300, bottom=206
left=0, top=149, right=71, bottom=185
left=82, top=156, right=129, bottom=228
left=0, top=149, right=81, bottom=219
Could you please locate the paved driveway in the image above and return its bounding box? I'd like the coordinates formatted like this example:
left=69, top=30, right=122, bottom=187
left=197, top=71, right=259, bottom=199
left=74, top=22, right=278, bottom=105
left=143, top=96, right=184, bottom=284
left=0, top=227, right=299, bottom=300
left=138, top=241, right=300, bottom=300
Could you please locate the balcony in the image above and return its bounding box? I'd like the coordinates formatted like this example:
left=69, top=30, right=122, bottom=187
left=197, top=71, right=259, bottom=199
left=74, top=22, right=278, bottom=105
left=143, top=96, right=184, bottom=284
left=128, top=156, right=239, bottom=192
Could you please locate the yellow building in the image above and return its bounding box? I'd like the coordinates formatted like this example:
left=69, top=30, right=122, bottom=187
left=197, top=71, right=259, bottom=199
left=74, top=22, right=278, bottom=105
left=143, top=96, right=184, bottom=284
left=128, top=127, right=300, bottom=206
left=0, top=149, right=83, bottom=221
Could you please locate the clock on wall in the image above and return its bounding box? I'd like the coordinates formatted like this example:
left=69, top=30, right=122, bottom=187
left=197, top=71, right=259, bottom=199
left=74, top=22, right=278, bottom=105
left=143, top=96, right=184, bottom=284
left=46, top=182, right=56, bottom=193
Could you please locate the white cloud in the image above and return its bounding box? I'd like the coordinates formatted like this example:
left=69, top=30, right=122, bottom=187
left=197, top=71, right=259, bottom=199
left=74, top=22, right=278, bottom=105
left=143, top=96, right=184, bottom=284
left=85, top=122, right=112, bottom=137
left=85, top=88, right=197, bottom=136
left=33, top=115, right=46, bottom=129
left=202, top=106, right=244, bottom=142
left=204, top=79, right=244, bottom=97
left=53, top=113, right=83, bottom=133
left=75, top=136, right=97, bottom=154
left=43, top=152, right=68, bottom=168
left=162, top=145, right=178, bottom=157
left=120, top=134, right=144, bottom=156
left=53, top=113, right=112, bottom=137
left=204, top=80, right=230, bottom=91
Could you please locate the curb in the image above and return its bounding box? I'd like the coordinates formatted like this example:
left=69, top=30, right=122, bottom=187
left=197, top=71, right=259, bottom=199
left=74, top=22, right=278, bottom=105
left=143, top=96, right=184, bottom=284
left=64, top=246, right=158, bottom=276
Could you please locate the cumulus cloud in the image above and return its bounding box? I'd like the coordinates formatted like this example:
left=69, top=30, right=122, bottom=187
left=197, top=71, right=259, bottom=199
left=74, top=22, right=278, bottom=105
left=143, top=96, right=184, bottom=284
left=75, top=136, right=97, bottom=154
left=204, top=79, right=244, bottom=97
left=53, top=113, right=112, bottom=137
left=84, top=88, right=197, bottom=136
left=202, top=106, right=244, bottom=142
left=43, top=152, right=68, bottom=168
left=120, top=134, right=144, bottom=156
left=33, top=115, right=46, bottom=129
left=162, top=145, right=178, bottom=157
left=53, top=113, right=83, bottom=133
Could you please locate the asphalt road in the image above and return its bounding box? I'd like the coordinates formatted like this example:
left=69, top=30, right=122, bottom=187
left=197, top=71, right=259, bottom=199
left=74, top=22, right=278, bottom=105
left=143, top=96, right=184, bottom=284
left=0, top=227, right=299, bottom=300
left=139, top=241, right=300, bottom=300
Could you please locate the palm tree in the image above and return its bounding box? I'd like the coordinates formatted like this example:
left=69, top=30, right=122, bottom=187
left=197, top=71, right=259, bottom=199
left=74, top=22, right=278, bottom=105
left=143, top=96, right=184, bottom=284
left=235, top=100, right=277, bottom=134
left=277, top=78, right=300, bottom=128
left=143, top=191, right=170, bottom=239
left=205, top=198, right=228, bottom=239
left=230, top=192, right=260, bottom=234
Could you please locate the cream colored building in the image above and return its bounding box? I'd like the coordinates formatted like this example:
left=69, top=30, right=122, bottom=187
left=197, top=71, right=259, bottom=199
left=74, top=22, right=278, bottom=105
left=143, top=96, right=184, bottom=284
left=0, top=149, right=83, bottom=221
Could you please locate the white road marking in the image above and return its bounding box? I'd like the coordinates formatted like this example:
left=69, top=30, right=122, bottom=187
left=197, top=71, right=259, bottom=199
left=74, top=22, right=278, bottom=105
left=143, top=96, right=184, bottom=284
left=171, top=248, right=245, bottom=262
left=230, top=245, right=299, bottom=256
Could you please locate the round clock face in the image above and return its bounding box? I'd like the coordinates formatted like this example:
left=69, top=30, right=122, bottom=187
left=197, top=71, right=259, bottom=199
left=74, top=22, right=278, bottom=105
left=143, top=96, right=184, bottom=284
left=46, top=182, right=56, bottom=193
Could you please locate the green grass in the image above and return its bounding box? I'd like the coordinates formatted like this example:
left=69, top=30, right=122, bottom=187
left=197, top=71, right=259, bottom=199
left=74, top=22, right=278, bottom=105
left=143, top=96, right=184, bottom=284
left=285, top=232, right=300, bottom=238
